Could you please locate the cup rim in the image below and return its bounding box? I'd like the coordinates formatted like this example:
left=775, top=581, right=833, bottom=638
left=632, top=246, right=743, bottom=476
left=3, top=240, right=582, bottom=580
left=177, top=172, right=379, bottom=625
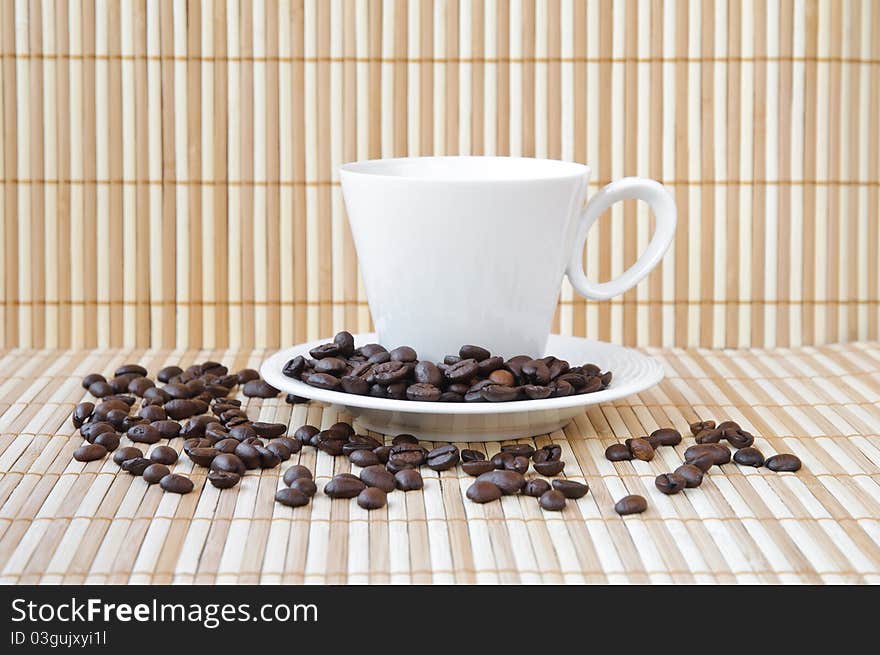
left=339, top=155, right=591, bottom=182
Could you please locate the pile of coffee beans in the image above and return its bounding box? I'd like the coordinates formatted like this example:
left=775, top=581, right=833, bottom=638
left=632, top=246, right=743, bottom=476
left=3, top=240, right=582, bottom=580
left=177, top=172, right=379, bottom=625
left=72, top=361, right=285, bottom=496
left=283, top=331, right=613, bottom=403
left=605, top=419, right=803, bottom=515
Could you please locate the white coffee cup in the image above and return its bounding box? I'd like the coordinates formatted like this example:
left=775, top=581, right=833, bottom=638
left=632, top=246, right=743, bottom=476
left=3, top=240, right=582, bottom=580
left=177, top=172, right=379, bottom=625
left=340, top=156, right=676, bottom=362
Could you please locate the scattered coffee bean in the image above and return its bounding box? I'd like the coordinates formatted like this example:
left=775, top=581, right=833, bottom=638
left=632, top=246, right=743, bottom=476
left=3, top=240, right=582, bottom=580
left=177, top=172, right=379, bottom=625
left=275, top=488, right=310, bottom=507
left=615, top=495, right=648, bottom=515
left=252, top=421, right=286, bottom=438
left=476, top=470, right=526, bottom=495
left=734, top=447, right=765, bottom=467
left=651, top=428, right=682, bottom=446
left=501, top=444, right=536, bottom=458
left=765, top=453, right=802, bottom=472
left=723, top=428, right=755, bottom=449
left=539, top=489, right=567, bottom=511
left=695, top=428, right=723, bottom=444
left=82, top=373, right=106, bottom=389
left=360, top=465, right=396, bottom=493
left=533, top=460, right=565, bottom=476
left=121, top=457, right=152, bottom=475
left=74, top=443, right=107, bottom=462
left=674, top=464, right=704, bottom=488
left=462, top=460, right=495, bottom=477
left=283, top=465, right=313, bottom=486
left=157, top=366, right=183, bottom=383
left=143, top=463, right=171, bottom=485
left=426, top=445, right=460, bottom=471
left=628, top=438, right=655, bottom=462
left=128, top=424, right=161, bottom=445
left=394, top=469, right=424, bottom=491
left=208, top=469, right=241, bottom=489
left=689, top=420, right=716, bottom=435
left=605, top=444, right=633, bottom=461
left=349, top=449, right=380, bottom=467
left=523, top=479, right=552, bottom=497
left=684, top=443, right=731, bottom=466
left=324, top=474, right=366, bottom=498
left=290, top=478, right=317, bottom=497
left=72, top=402, right=95, bottom=428
left=158, top=474, right=193, bottom=494
left=466, top=481, right=502, bottom=503
left=655, top=472, right=687, bottom=495
left=112, top=447, right=142, bottom=467
left=551, top=479, right=589, bottom=499
left=210, top=453, right=246, bottom=476
left=242, top=379, right=280, bottom=398
left=357, top=487, right=387, bottom=510
left=93, top=432, right=120, bottom=451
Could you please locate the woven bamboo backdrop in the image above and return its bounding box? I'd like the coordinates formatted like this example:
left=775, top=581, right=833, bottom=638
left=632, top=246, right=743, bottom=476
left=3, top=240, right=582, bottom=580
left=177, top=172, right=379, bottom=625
left=1, top=0, right=879, bottom=352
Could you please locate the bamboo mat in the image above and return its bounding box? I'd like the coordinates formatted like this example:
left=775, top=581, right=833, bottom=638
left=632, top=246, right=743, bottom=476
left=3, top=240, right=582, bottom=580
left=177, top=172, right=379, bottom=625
left=3, top=0, right=880, bottom=352
left=0, top=342, right=879, bottom=585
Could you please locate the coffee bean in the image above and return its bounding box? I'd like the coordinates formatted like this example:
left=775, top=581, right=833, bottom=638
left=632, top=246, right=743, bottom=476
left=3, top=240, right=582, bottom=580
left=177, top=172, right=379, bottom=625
left=689, top=454, right=716, bottom=472
left=348, top=449, right=379, bottom=468
left=93, top=432, right=120, bottom=451
left=324, top=474, right=366, bottom=498
left=394, top=469, right=423, bottom=491
left=694, top=428, right=722, bottom=444
left=539, top=489, right=567, bottom=511
left=523, top=479, right=552, bottom=497
left=80, top=421, right=115, bottom=442
left=138, top=405, right=165, bottom=423
left=234, top=443, right=261, bottom=469
left=614, top=495, right=648, bottom=515
left=122, top=457, right=152, bottom=475
left=210, top=453, right=245, bottom=476
left=406, top=383, right=442, bottom=401
left=113, top=446, right=142, bottom=466
left=479, top=384, right=519, bottom=402
left=72, top=402, right=95, bottom=428
left=283, top=465, right=313, bottom=486
left=82, top=373, right=106, bottom=389
left=462, top=460, right=495, bottom=476
left=689, top=420, right=716, bottom=435
left=229, top=425, right=257, bottom=442
left=271, top=487, right=308, bottom=508
left=501, top=444, right=536, bottom=458
left=475, top=470, right=526, bottom=495
left=391, top=434, right=419, bottom=446
left=149, top=445, right=178, bottom=466
left=265, top=441, right=291, bottom=462
left=281, top=356, right=306, bottom=379
left=372, top=445, right=392, bottom=464
left=387, top=346, right=416, bottom=362
left=360, top=465, right=396, bottom=492
left=514, top=384, right=546, bottom=402
left=426, top=445, right=460, bottom=471
left=604, top=444, right=633, bottom=462
left=532, top=445, right=562, bottom=463
left=651, top=428, right=682, bottom=446
left=674, top=464, right=704, bottom=488
left=208, top=469, right=241, bottom=489
left=684, top=443, right=731, bottom=466
left=157, top=366, right=183, bottom=383
left=655, top=472, right=687, bottom=495
left=74, top=443, right=107, bottom=462
left=466, top=481, right=502, bottom=503
left=628, top=438, right=655, bottom=462
left=249, top=422, right=285, bottom=439
left=486, top=369, right=515, bottom=387
left=242, top=380, right=280, bottom=398
left=163, top=399, right=197, bottom=421
left=285, top=394, right=310, bottom=404
left=331, top=330, right=355, bottom=356
left=160, top=474, right=194, bottom=494
left=275, top=437, right=301, bottom=455
left=284, top=479, right=314, bottom=499
left=444, top=358, right=479, bottom=384
left=733, top=447, right=765, bottom=467
left=254, top=444, right=281, bottom=469
left=533, top=460, right=565, bottom=476
left=388, top=443, right=427, bottom=469
left=717, top=420, right=740, bottom=431
left=357, top=487, right=387, bottom=510
left=551, top=479, right=589, bottom=499
left=460, top=449, right=485, bottom=462
left=723, top=428, right=755, bottom=449
left=127, top=377, right=155, bottom=397
left=765, top=453, right=802, bottom=472
left=143, top=463, right=171, bottom=484
left=128, top=424, right=161, bottom=445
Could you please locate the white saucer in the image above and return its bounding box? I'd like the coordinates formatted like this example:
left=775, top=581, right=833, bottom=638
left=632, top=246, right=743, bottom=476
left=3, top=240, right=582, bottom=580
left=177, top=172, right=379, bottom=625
left=260, top=333, right=664, bottom=442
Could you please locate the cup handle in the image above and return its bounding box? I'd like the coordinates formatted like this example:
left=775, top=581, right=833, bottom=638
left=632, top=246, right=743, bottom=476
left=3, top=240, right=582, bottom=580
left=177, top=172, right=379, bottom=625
left=566, top=177, right=677, bottom=301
